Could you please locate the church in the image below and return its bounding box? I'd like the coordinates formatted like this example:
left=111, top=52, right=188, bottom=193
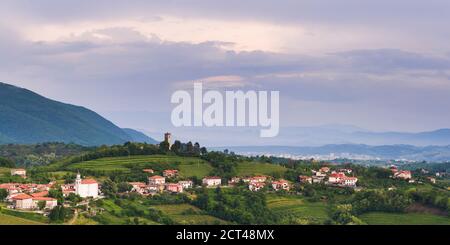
left=75, top=173, right=99, bottom=198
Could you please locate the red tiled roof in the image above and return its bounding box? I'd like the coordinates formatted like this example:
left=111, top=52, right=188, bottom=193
left=81, top=179, right=97, bottom=184
left=149, top=175, right=165, bottom=179
left=11, top=193, right=32, bottom=200
left=31, top=191, right=48, bottom=197
left=330, top=173, right=345, bottom=178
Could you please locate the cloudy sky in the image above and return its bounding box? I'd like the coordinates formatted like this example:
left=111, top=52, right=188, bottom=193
left=1, top=1, right=450, bottom=144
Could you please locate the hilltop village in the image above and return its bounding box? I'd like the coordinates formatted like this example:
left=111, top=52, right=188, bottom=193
left=0, top=134, right=448, bottom=225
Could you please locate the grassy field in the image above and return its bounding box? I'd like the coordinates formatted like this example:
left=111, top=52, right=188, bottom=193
left=360, top=212, right=450, bottom=225
left=67, top=155, right=212, bottom=177
left=267, top=195, right=329, bottom=223
left=0, top=213, right=43, bottom=225
left=0, top=208, right=49, bottom=223
left=151, top=204, right=229, bottom=225
left=236, top=162, right=287, bottom=176
left=0, top=167, right=11, bottom=176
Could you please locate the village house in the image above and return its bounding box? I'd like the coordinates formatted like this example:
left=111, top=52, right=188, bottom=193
left=32, top=197, right=58, bottom=209
left=202, top=176, right=222, bottom=187
left=312, top=176, right=324, bottom=184
left=10, top=193, right=57, bottom=210
left=178, top=180, right=193, bottom=189
left=328, top=173, right=346, bottom=184
left=128, top=182, right=148, bottom=194
left=10, top=169, right=27, bottom=178
left=74, top=173, right=99, bottom=198
left=148, top=184, right=165, bottom=193
left=312, top=170, right=327, bottom=178
left=389, top=165, right=398, bottom=173
left=338, top=169, right=353, bottom=174
left=272, top=179, right=290, bottom=191
left=298, top=175, right=312, bottom=184
left=250, top=176, right=268, bottom=183
left=61, top=184, right=76, bottom=197
left=143, top=169, right=154, bottom=174
left=340, top=176, right=358, bottom=187
left=242, top=176, right=267, bottom=183
left=228, top=177, right=241, bottom=185
left=249, top=182, right=265, bottom=192
left=394, top=170, right=412, bottom=180
left=319, top=167, right=330, bottom=173
left=165, top=183, right=183, bottom=193
left=11, top=193, right=33, bottom=209
left=148, top=175, right=166, bottom=185
left=163, top=169, right=179, bottom=178
left=0, top=182, right=53, bottom=196
left=427, top=177, right=436, bottom=184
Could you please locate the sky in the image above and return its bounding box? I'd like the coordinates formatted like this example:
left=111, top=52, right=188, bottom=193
left=1, top=1, right=450, bottom=144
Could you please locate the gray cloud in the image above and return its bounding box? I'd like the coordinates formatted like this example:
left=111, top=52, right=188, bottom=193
left=1, top=2, right=450, bottom=142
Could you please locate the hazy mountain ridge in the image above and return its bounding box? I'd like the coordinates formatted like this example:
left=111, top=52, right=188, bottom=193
left=213, top=144, right=450, bottom=162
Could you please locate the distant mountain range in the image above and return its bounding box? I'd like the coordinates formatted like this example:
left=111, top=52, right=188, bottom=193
left=0, top=82, right=156, bottom=146
left=212, top=144, right=450, bottom=162
left=259, top=125, right=450, bottom=147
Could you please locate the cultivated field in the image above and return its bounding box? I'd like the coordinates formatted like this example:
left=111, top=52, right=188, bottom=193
left=0, top=212, right=43, bottom=225
left=267, top=195, right=329, bottom=223
left=151, top=204, right=229, bottom=225
left=359, top=212, right=450, bottom=225
left=67, top=155, right=213, bottom=177
left=236, top=162, right=287, bottom=176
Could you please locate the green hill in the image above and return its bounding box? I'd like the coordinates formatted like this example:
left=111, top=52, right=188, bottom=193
left=0, top=82, right=156, bottom=146
left=122, top=128, right=158, bottom=144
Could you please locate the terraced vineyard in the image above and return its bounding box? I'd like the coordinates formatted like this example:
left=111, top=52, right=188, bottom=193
left=236, top=162, right=287, bottom=176
left=151, top=204, right=229, bottom=225
left=267, top=195, right=329, bottom=223
left=67, top=155, right=213, bottom=178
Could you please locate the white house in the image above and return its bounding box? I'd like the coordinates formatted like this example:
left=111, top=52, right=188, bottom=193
left=341, top=177, right=358, bottom=187
left=202, top=176, right=222, bottom=187
left=272, top=179, right=290, bottom=191
left=11, top=193, right=33, bottom=209
left=178, top=180, right=193, bottom=189
left=299, top=175, right=312, bottom=184
left=75, top=173, right=99, bottom=198
left=394, top=170, right=412, bottom=180
left=249, top=182, right=265, bottom=192
left=148, top=175, right=166, bottom=185
left=328, top=173, right=346, bottom=184
left=32, top=197, right=58, bottom=209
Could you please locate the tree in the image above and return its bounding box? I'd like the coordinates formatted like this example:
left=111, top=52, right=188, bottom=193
left=118, top=182, right=133, bottom=193
left=0, top=157, right=15, bottom=168
left=331, top=204, right=365, bottom=225
left=49, top=206, right=67, bottom=222
left=37, top=201, right=46, bottom=210
left=0, top=188, right=8, bottom=200
left=171, top=140, right=182, bottom=153
left=159, top=141, right=170, bottom=152
left=67, top=193, right=82, bottom=204
left=102, top=179, right=118, bottom=197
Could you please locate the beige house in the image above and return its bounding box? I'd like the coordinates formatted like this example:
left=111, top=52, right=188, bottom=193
left=10, top=169, right=26, bottom=178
